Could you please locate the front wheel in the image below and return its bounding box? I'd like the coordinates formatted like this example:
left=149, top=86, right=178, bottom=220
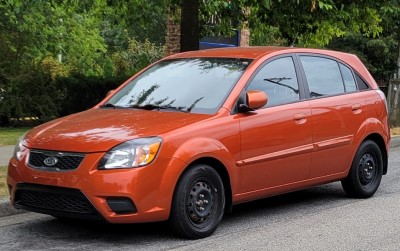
left=169, top=164, right=225, bottom=239
left=341, top=140, right=383, bottom=198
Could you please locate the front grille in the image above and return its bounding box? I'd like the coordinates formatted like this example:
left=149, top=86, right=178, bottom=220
left=28, top=149, right=85, bottom=171
left=15, top=183, right=98, bottom=216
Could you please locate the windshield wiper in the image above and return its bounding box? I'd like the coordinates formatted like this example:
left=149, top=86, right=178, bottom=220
left=100, top=103, right=124, bottom=109
left=264, top=77, right=299, bottom=94
left=129, top=104, right=188, bottom=112
left=310, top=91, right=323, bottom=97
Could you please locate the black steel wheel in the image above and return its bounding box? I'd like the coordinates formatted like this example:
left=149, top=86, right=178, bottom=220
left=169, top=164, right=225, bottom=239
left=341, top=140, right=383, bottom=198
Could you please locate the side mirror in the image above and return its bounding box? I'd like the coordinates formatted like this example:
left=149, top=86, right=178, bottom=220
left=239, top=90, right=268, bottom=113
left=106, top=89, right=116, bottom=97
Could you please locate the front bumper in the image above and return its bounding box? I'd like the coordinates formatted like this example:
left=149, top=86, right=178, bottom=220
left=7, top=151, right=187, bottom=223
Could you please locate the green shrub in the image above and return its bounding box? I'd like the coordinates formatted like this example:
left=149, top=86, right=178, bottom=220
left=55, top=75, right=127, bottom=117
left=0, top=67, right=58, bottom=126
left=0, top=38, right=165, bottom=126
left=111, top=38, right=165, bottom=76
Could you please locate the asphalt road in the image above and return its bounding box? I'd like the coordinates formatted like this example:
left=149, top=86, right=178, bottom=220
left=0, top=147, right=399, bottom=250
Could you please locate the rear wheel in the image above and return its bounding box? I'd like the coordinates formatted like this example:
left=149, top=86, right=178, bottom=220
left=341, top=140, right=383, bottom=198
left=169, top=164, right=225, bottom=239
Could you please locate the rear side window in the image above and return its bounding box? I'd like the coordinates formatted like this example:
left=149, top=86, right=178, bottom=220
left=300, top=56, right=344, bottom=97
left=246, top=57, right=300, bottom=107
left=339, top=63, right=357, bottom=92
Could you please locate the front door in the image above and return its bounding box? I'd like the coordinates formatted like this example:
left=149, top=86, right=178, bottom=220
left=237, top=56, right=313, bottom=199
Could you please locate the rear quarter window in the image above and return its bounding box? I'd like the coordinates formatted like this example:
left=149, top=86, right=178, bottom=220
left=355, top=74, right=370, bottom=90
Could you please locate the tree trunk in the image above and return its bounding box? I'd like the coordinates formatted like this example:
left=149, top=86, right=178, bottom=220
left=397, top=29, right=400, bottom=78
left=180, top=0, right=199, bottom=52
left=397, top=38, right=400, bottom=78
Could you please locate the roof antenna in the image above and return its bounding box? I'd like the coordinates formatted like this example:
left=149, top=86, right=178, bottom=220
left=291, top=32, right=298, bottom=47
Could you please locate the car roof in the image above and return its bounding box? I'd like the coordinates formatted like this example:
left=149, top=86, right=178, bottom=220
left=165, top=46, right=358, bottom=60
left=164, top=46, right=379, bottom=89
left=166, top=46, right=289, bottom=59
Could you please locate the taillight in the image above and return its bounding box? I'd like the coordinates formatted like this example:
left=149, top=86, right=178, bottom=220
left=375, top=89, right=391, bottom=138
left=375, top=89, right=388, bottom=113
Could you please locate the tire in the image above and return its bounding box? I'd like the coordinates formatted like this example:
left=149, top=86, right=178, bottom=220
left=341, top=140, right=383, bottom=198
left=169, top=164, right=225, bottom=239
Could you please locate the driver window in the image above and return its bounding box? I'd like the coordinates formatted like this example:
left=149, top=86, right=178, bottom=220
left=246, top=57, right=300, bottom=107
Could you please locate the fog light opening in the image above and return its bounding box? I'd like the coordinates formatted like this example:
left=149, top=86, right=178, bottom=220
left=106, top=197, right=137, bottom=214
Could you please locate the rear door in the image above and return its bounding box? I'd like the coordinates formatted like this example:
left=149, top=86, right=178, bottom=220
left=238, top=55, right=313, bottom=197
left=298, top=55, right=367, bottom=178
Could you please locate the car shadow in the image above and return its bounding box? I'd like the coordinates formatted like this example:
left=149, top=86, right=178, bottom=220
left=228, top=182, right=348, bottom=219
left=14, top=182, right=350, bottom=246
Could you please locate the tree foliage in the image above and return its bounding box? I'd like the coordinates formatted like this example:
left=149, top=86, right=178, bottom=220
left=0, top=0, right=106, bottom=76
left=0, top=0, right=166, bottom=126
left=197, top=0, right=400, bottom=84
left=198, top=0, right=385, bottom=47
left=326, top=1, right=400, bottom=86
left=1, top=0, right=400, bottom=126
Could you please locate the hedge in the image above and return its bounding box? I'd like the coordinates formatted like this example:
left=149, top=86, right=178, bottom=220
left=0, top=73, right=129, bottom=126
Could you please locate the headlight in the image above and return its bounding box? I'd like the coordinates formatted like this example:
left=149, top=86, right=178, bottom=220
left=13, top=132, right=29, bottom=161
left=98, top=137, right=162, bottom=169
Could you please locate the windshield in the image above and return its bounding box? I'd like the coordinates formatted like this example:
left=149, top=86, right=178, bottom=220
left=105, top=58, right=252, bottom=114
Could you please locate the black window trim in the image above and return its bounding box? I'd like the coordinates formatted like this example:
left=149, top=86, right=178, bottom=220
left=338, top=63, right=354, bottom=93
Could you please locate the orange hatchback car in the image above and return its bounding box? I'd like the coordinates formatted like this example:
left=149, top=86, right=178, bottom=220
left=7, top=47, right=390, bottom=239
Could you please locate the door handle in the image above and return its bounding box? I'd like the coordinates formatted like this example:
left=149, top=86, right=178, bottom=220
left=293, top=113, right=307, bottom=124
left=351, top=104, right=362, bottom=114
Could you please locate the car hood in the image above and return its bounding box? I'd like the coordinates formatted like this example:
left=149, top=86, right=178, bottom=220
left=25, top=108, right=212, bottom=152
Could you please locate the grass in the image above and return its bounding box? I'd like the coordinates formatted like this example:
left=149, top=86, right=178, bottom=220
left=0, top=127, right=31, bottom=146
left=392, top=127, right=400, bottom=136
left=0, top=166, right=8, bottom=198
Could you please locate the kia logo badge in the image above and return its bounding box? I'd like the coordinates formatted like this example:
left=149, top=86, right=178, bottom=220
left=44, top=157, right=58, bottom=166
